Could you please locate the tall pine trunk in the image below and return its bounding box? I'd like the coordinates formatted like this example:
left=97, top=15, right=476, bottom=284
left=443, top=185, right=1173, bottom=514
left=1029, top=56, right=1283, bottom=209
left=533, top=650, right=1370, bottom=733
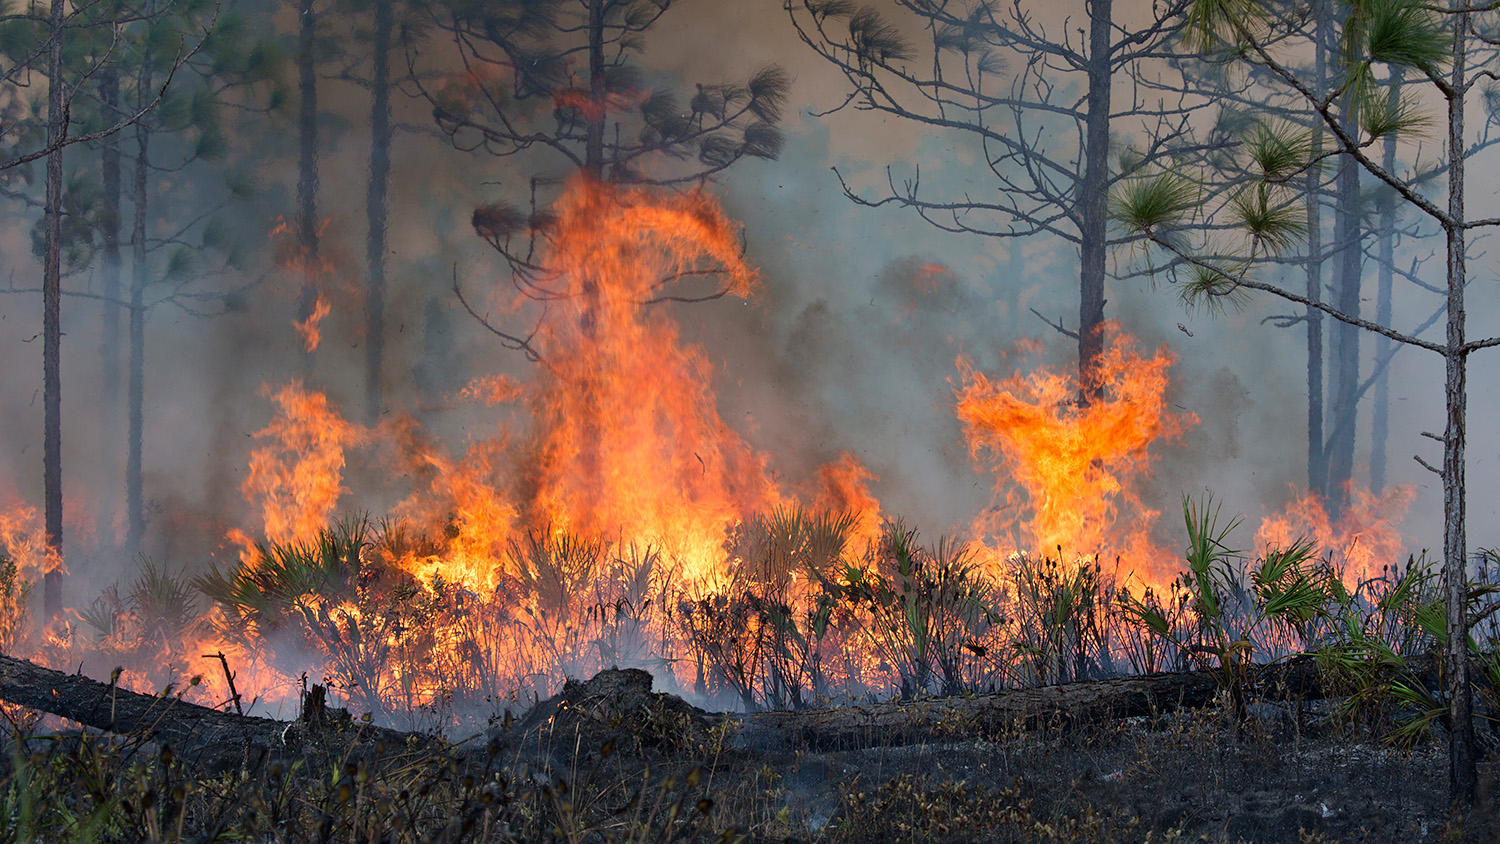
left=1442, top=8, right=1475, bottom=801
left=569, top=0, right=607, bottom=517
left=364, top=0, right=392, bottom=424
left=125, top=65, right=152, bottom=553
left=41, top=0, right=66, bottom=618
left=1370, top=71, right=1402, bottom=493
left=1305, top=0, right=1330, bottom=496
left=98, top=67, right=123, bottom=548
left=1076, top=0, right=1112, bottom=402
left=1327, top=122, right=1361, bottom=516
left=585, top=0, right=605, bottom=178
left=297, top=0, right=320, bottom=368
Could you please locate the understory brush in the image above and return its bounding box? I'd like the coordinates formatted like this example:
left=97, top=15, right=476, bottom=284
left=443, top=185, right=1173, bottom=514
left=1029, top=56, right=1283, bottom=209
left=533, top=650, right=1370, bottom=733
left=7, top=497, right=1498, bottom=751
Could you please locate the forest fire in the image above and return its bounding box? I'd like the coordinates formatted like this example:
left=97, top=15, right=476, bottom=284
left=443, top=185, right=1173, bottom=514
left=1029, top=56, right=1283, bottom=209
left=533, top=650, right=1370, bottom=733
left=5, top=0, right=1500, bottom=833
left=0, top=179, right=1414, bottom=727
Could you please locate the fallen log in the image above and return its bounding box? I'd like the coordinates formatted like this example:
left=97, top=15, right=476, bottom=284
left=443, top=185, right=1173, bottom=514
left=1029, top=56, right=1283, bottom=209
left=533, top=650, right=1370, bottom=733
left=0, top=652, right=1444, bottom=770
left=0, top=653, right=441, bottom=772
left=725, top=664, right=1265, bottom=752
left=721, top=654, right=1444, bottom=752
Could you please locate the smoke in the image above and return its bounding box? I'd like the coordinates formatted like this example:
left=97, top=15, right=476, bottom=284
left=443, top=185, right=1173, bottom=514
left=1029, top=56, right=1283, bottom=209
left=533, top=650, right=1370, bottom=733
left=2, top=0, right=1487, bottom=624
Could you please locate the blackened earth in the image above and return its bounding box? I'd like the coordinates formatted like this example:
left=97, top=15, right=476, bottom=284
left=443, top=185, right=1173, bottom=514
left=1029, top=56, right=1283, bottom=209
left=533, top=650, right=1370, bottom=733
left=502, top=669, right=1499, bottom=843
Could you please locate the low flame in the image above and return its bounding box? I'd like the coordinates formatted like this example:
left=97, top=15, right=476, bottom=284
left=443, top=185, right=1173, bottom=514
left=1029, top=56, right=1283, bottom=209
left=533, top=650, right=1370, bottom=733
left=1256, top=482, right=1416, bottom=586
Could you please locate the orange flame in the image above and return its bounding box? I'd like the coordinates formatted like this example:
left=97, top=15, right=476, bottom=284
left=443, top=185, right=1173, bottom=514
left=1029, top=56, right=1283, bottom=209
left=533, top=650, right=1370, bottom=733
left=237, top=382, right=366, bottom=549
left=955, top=327, right=1195, bottom=582
left=458, top=374, right=525, bottom=407
left=808, top=452, right=883, bottom=552
left=389, top=425, right=517, bottom=590
left=552, top=87, right=651, bottom=123
left=270, top=217, right=354, bottom=354
left=1255, top=482, right=1415, bottom=586
left=0, top=497, right=65, bottom=581
left=293, top=294, right=331, bottom=353
left=519, top=177, right=779, bottom=580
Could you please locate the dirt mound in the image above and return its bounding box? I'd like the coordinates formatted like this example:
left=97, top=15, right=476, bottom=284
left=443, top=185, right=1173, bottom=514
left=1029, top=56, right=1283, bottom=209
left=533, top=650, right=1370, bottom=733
left=514, top=668, right=714, bottom=762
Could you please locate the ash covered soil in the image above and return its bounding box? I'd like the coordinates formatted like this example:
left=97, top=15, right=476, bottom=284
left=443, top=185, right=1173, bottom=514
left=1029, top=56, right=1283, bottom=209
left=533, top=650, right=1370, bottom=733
left=502, top=669, right=1499, bottom=843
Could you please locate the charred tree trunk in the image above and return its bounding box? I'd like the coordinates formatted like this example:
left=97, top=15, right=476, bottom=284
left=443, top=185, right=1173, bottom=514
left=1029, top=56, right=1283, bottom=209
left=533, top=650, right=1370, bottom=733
left=125, top=65, right=153, bottom=554
left=721, top=657, right=1345, bottom=752
left=1370, top=71, right=1403, bottom=494
left=97, top=67, right=123, bottom=548
left=0, top=653, right=439, bottom=773
left=364, top=0, right=392, bottom=425
left=297, top=0, right=320, bottom=368
left=572, top=0, right=607, bottom=516
left=1076, top=0, right=1112, bottom=402
left=1327, top=107, right=1362, bottom=517
left=1442, top=11, right=1475, bottom=801
left=41, top=0, right=66, bottom=618
left=0, top=654, right=1409, bottom=767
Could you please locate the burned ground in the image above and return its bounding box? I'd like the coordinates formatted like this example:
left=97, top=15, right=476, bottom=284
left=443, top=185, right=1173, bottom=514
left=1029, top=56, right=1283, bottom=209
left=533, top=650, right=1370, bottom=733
left=492, top=669, right=1500, bottom=843
left=1, top=658, right=1497, bottom=842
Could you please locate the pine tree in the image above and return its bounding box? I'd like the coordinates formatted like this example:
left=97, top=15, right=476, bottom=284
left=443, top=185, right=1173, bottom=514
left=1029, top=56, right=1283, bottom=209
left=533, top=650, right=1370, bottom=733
left=787, top=0, right=1219, bottom=399
left=1113, top=0, right=1499, bottom=800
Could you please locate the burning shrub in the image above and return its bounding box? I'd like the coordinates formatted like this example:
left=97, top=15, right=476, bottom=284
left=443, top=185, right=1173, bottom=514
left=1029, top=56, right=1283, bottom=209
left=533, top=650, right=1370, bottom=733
left=675, top=506, right=858, bottom=710
left=197, top=515, right=687, bottom=728
left=840, top=522, right=1002, bottom=699
left=198, top=516, right=446, bottom=723
left=74, top=561, right=205, bottom=694
left=1007, top=553, right=1116, bottom=686
left=0, top=553, right=29, bottom=656
left=1118, top=495, right=1331, bottom=717
left=502, top=529, right=676, bottom=689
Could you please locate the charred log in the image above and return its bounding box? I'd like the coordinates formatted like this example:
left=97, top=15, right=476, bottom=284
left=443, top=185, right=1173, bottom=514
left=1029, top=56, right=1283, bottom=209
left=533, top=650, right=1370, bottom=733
left=0, top=653, right=441, bottom=773
left=722, top=660, right=1339, bottom=753
left=0, top=656, right=1452, bottom=772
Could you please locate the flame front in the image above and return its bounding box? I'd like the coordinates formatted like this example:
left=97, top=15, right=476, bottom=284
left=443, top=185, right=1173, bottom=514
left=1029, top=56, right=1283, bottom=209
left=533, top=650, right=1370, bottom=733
left=237, top=382, right=366, bottom=550
left=0, top=179, right=1421, bottom=724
